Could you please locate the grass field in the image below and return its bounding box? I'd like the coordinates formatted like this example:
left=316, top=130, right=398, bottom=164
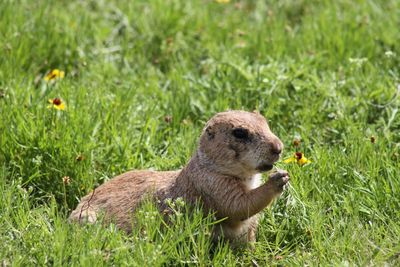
left=1, top=0, right=400, bottom=265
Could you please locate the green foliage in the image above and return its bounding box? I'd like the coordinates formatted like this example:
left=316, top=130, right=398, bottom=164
left=0, top=0, right=399, bottom=265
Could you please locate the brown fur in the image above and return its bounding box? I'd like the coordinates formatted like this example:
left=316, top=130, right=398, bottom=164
left=69, top=110, right=289, bottom=244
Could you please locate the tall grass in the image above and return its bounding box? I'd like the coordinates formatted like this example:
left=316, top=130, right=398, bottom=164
left=1, top=0, right=399, bottom=265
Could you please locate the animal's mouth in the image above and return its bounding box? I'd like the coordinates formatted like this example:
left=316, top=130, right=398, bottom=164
left=256, top=163, right=274, bottom=172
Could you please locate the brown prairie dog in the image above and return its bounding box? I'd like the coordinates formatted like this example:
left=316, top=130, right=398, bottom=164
left=69, top=110, right=289, bottom=244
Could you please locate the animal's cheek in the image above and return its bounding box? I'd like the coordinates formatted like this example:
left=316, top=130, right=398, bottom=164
left=227, top=144, right=241, bottom=159
left=237, top=149, right=259, bottom=166
left=259, top=149, right=280, bottom=163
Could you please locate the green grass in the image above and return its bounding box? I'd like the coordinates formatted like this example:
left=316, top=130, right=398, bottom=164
left=1, top=0, right=399, bottom=265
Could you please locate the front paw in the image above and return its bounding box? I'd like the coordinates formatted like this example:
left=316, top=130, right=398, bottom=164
left=268, top=169, right=290, bottom=192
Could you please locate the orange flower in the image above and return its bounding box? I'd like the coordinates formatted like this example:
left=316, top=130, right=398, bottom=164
left=47, top=98, right=66, bottom=110
left=284, top=152, right=311, bottom=166
left=44, top=69, right=65, bottom=82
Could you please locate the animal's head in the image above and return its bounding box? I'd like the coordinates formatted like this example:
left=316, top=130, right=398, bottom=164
left=198, top=110, right=283, bottom=178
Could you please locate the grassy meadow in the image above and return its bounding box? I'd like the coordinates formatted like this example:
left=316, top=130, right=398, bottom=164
left=1, top=0, right=400, bottom=265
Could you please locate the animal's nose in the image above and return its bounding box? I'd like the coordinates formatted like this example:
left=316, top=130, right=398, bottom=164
left=270, top=139, right=283, bottom=155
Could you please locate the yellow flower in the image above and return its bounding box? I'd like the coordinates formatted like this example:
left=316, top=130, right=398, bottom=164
left=215, top=0, right=230, bottom=3
left=284, top=152, right=311, bottom=166
left=44, top=69, right=65, bottom=82
left=47, top=98, right=66, bottom=110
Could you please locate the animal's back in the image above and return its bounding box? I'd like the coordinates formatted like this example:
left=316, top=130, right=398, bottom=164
left=69, top=170, right=180, bottom=231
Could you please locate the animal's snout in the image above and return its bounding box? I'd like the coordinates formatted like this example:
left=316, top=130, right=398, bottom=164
left=270, top=138, right=283, bottom=155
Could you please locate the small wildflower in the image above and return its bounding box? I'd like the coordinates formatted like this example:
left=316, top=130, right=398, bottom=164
left=162, top=209, right=172, bottom=216
left=165, top=198, right=174, bottom=207
left=47, top=98, right=66, bottom=110
left=293, top=138, right=301, bottom=147
left=349, top=57, right=368, bottom=67
left=384, top=50, right=395, bottom=58
left=44, top=69, right=65, bottom=82
left=164, top=115, right=172, bottom=123
left=284, top=152, right=311, bottom=166
left=306, top=228, right=313, bottom=237
left=175, top=197, right=185, bottom=208
left=215, top=0, right=230, bottom=3
left=370, top=136, right=376, bottom=144
left=62, top=176, right=71, bottom=185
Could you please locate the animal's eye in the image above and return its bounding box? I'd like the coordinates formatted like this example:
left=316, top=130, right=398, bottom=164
left=232, top=128, right=249, bottom=139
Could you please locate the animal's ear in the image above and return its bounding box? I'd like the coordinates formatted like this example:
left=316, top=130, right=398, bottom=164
left=205, top=126, right=215, bottom=140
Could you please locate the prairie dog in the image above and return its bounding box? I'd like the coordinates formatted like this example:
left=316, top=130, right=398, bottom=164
left=69, top=110, right=289, bottom=244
